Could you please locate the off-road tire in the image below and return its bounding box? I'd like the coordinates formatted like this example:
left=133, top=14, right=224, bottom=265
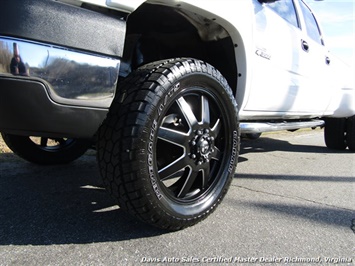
left=97, top=58, right=240, bottom=230
left=324, top=117, right=346, bottom=150
left=1, top=133, right=91, bottom=164
left=346, top=115, right=355, bottom=151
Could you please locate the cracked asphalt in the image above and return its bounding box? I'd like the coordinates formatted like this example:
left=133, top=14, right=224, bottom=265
left=0, top=129, right=354, bottom=265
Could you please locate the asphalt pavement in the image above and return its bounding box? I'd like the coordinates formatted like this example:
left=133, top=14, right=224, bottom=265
left=0, top=129, right=354, bottom=265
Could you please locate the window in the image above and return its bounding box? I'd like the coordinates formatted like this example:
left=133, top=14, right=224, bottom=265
left=299, top=0, right=324, bottom=45
left=267, top=0, right=299, bottom=28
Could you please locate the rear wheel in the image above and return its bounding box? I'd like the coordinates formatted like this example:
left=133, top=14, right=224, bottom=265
left=97, top=58, right=240, bottom=230
left=1, top=133, right=91, bottom=164
left=324, top=118, right=346, bottom=150
left=346, top=115, right=355, bottom=151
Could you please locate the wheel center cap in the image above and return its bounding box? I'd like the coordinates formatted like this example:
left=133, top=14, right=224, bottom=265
left=198, top=138, right=210, bottom=155
left=189, top=129, right=214, bottom=165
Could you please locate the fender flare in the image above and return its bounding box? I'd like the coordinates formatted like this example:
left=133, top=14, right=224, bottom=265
left=0, top=0, right=126, bottom=57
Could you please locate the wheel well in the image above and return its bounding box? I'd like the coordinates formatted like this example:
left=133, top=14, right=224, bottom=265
left=121, top=3, right=238, bottom=93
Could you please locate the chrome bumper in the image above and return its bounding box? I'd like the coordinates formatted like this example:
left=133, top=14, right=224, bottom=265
left=0, top=36, right=122, bottom=138
left=0, top=36, right=120, bottom=108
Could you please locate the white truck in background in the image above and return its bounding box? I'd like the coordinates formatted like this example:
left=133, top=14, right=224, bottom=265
left=0, top=0, right=354, bottom=230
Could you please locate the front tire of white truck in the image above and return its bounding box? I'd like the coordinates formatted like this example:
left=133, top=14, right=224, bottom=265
left=97, top=58, right=240, bottom=230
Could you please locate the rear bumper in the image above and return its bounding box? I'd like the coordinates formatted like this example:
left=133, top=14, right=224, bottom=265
left=0, top=36, right=121, bottom=138
left=0, top=77, right=108, bottom=138
left=0, top=36, right=120, bottom=108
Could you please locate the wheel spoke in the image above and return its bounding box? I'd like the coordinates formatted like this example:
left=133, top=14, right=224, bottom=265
left=211, top=118, right=221, bottom=137
left=177, top=168, right=199, bottom=198
left=40, top=137, right=48, bottom=147
left=211, top=146, right=221, bottom=161
left=158, top=156, right=189, bottom=181
left=56, top=138, right=67, bottom=146
left=158, top=126, right=188, bottom=147
left=176, top=96, right=198, bottom=128
left=201, top=164, right=210, bottom=189
left=201, top=95, right=210, bottom=125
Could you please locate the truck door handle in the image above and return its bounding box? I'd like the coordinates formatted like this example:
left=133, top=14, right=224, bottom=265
left=301, top=40, right=309, bottom=52
left=325, top=56, right=331, bottom=65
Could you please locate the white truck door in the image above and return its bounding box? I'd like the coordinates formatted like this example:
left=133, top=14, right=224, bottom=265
left=245, top=0, right=304, bottom=113
left=291, top=0, right=333, bottom=113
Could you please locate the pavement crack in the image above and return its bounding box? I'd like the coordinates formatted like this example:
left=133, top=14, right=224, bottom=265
left=232, top=184, right=355, bottom=213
